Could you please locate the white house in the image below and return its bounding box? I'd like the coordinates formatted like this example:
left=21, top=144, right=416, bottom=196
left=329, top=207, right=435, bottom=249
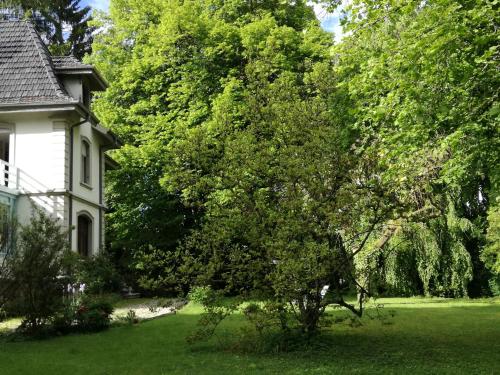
left=0, top=20, right=120, bottom=257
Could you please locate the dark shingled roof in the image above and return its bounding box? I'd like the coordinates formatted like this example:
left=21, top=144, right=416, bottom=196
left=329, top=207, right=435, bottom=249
left=0, top=20, right=76, bottom=106
left=51, top=55, right=93, bottom=70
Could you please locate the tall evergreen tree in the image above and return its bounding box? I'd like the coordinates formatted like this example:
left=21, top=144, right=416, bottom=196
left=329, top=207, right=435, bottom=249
left=0, top=0, right=94, bottom=58
left=35, top=0, right=94, bottom=59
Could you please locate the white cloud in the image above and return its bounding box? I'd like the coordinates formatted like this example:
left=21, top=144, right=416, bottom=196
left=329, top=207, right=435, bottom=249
left=310, top=1, right=350, bottom=42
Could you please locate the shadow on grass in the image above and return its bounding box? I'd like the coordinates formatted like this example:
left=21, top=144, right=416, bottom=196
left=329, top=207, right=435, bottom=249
left=0, top=304, right=498, bottom=375
left=188, top=304, right=500, bottom=372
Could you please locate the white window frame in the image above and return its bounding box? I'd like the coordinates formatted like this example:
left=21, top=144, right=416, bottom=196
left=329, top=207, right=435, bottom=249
left=80, top=137, right=92, bottom=188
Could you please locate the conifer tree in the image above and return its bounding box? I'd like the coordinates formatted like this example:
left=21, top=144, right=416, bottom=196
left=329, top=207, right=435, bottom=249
left=0, top=0, right=94, bottom=58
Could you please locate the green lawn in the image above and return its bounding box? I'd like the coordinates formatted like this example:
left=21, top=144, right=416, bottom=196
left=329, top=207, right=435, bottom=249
left=0, top=297, right=499, bottom=374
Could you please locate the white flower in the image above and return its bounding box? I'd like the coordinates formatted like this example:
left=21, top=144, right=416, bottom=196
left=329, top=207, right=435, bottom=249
left=320, top=285, right=330, bottom=298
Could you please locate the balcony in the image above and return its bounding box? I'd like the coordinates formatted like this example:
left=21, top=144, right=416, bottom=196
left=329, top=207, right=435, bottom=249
left=0, top=159, right=64, bottom=218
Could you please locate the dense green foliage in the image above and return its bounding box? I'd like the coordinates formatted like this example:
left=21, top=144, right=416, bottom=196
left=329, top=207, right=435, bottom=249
left=0, top=206, right=17, bottom=318
left=1, top=209, right=70, bottom=332
left=91, top=0, right=406, bottom=331
left=332, top=0, right=499, bottom=296
left=90, top=0, right=499, bottom=323
left=68, top=252, right=123, bottom=295
left=52, top=295, right=114, bottom=335
left=90, top=0, right=335, bottom=294
left=73, top=298, right=114, bottom=332
left=104, top=147, right=191, bottom=294
left=0, top=208, right=117, bottom=336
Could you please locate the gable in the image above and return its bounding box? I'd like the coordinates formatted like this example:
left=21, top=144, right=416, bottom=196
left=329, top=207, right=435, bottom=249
left=0, top=20, right=75, bottom=106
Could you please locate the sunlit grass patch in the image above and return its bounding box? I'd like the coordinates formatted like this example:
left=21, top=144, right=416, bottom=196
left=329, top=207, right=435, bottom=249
left=0, top=297, right=498, bottom=374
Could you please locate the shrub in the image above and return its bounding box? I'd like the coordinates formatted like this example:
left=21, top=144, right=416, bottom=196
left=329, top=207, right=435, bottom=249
left=186, top=286, right=241, bottom=345
left=68, top=252, right=122, bottom=295
left=0, top=307, right=6, bottom=323
left=0, top=206, right=16, bottom=313
left=125, top=309, right=138, bottom=325
left=0, top=208, right=118, bottom=337
left=243, top=302, right=292, bottom=336
left=51, top=300, right=78, bottom=335
left=188, top=294, right=344, bottom=353
left=74, top=297, right=114, bottom=332
left=3, top=208, right=69, bottom=333
left=51, top=294, right=115, bottom=335
left=187, top=286, right=213, bottom=305
left=488, top=276, right=500, bottom=297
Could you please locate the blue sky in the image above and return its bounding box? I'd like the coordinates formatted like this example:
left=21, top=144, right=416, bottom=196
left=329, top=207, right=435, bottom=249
left=310, top=2, right=345, bottom=41
left=80, top=0, right=109, bottom=11
left=80, top=0, right=344, bottom=40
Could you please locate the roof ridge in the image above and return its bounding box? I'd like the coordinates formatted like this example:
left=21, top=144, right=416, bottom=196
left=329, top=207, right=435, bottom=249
left=0, top=20, right=82, bottom=106
left=24, top=21, right=73, bottom=101
left=52, top=54, right=93, bottom=69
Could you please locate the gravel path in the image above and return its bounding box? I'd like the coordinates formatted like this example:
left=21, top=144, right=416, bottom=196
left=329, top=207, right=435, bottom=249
left=113, top=305, right=175, bottom=320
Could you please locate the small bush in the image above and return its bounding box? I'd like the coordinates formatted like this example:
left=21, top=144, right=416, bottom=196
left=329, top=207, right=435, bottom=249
left=0, top=307, right=6, bottom=323
left=187, top=286, right=213, bottom=305
left=68, top=252, right=122, bottom=295
left=489, top=276, right=500, bottom=297
left=243, top=302, right=291, bottom=335
left=3, top=208, right=69, bottom=333
left=163, top=297, right=188, bottom=311
left=75, top=298, right=114, bottom=332
left=187, top=286, right=241, bottom=345
left=51, top=300, right=77, bottom=335
left=125, top=309, right=139, bottom=325
left=51, top=296, right=114, bottom=335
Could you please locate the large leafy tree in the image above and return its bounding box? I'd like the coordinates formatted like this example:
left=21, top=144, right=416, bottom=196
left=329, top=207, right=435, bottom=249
left=90, top=0, right=498, bottom=307
left=92, top=0, right=402, bottom=330
left=169, top=67, right=403, bottom=332
left=331, top=0, right=499, bottom=296
left=90, top=0, right=333, bottom=294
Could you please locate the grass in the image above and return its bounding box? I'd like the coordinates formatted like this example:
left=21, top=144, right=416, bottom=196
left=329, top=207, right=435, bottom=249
left=0, top=297, right=498, bottom=374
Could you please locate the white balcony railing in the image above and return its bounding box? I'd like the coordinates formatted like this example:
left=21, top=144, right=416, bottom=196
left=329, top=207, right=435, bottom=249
left=0, top=159, right=64, bottom=218
left=0, top=159, right=56, bottom=193
left=0, top=159, right=19, bottom=190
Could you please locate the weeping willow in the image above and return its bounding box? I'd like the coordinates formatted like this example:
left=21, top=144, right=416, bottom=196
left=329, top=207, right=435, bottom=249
left=483, top=203, right=500, bottom=295
left=361, top=201, right=475, bottom=298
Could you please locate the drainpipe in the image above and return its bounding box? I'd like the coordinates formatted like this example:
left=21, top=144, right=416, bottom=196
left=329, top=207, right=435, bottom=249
left=99, top=145, right=105, bottom=250
left=68, top=116, right=89, bottom=249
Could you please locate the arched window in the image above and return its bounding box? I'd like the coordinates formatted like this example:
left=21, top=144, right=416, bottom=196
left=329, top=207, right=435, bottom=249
left=81, top=139, right=91, bottom=185
left=77, top=213, right=92, bottom=257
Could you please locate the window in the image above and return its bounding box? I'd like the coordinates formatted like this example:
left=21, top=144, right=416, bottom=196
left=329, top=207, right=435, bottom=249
left=0, top=203, right=12, bottom=255
left=0, top=126, right=11, bottom=188
left=82, top=83, right=91, bottom=109
left=81, top=139, right=91, bottom=185
left=77, top=213, right=92, bottom=257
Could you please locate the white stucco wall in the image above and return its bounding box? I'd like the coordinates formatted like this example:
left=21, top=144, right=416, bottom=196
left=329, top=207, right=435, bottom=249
left=70, top=122, right=104, bottom=254
left=72, top=123, right=101, bottom=204
left=71, top=199, right=101, bottom=255
left=9, top=113, right=67, bottom=193
left=0, top=110, right=107, bottom=255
